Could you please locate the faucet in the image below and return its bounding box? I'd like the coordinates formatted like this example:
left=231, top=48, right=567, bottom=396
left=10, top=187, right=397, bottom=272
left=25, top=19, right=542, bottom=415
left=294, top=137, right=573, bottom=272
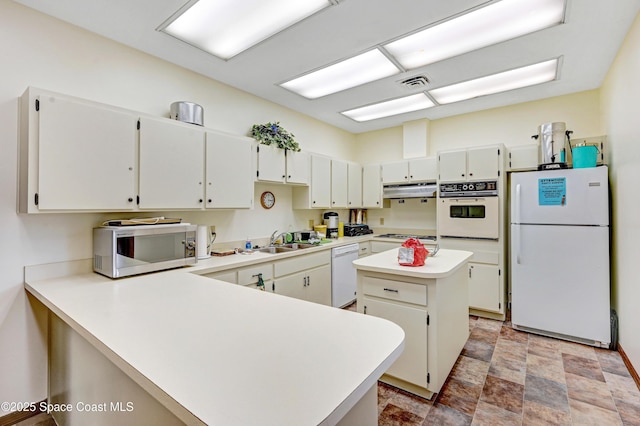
left=270, top=230, right=288, bottom=246
left=270, top=230, right=279, bottom=246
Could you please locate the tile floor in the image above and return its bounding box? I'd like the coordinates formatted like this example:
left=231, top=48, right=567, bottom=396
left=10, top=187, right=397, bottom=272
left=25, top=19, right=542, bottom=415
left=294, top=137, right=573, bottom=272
left=376, top=315, right=640, bottom=426
left=10, top=315, right=640, bottom=426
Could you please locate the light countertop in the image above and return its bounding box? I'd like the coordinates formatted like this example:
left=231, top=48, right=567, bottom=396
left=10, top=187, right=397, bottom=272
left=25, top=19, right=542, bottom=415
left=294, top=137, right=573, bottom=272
left=25, top=256, right=404, bottom=425
left=353, top=248, right=473, bottom=279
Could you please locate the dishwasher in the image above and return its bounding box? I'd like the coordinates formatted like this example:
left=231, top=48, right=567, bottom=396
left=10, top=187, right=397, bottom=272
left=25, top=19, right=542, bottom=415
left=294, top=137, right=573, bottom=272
left=331, top=243, right=359, bottom=308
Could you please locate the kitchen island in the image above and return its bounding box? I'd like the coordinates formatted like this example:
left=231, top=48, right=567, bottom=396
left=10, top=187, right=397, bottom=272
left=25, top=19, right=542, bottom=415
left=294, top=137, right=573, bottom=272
left=24, top=260, right=404, bottom=425
left=353, top=248, right=472, bottom=398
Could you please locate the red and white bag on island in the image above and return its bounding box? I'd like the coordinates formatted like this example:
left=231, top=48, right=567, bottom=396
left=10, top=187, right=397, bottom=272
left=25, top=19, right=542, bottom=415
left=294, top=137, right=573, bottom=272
left=397, top=238, right=429, bottom=267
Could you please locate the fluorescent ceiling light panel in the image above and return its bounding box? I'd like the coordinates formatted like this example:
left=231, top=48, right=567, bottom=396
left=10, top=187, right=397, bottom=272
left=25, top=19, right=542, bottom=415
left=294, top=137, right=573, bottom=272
left=281, top=49, right=401, bottom=99
left=162, top=0, right=332, bottom=59
left=429, top=59, right=558, bottom=104
left=384, top=0, right=565, bottom=69
left=342, top=94, right=435, bottom=122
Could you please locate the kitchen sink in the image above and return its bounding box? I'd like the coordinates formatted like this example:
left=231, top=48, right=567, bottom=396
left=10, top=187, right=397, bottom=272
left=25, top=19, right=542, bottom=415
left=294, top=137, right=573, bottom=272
left=257, top=243, right=317, bottom=254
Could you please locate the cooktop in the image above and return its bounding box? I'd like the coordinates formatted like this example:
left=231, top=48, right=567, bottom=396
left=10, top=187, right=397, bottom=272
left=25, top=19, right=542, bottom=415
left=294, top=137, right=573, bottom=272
left=377, top=233, right=436, bottom=241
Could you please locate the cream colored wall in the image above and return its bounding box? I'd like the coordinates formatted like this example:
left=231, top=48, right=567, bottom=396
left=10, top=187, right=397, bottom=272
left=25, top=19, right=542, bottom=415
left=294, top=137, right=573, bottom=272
left=600, top=13, right=640, bottom=373
left=355, top=90, right=603, bottom=162
left=0, top=2, right=354, bottom=412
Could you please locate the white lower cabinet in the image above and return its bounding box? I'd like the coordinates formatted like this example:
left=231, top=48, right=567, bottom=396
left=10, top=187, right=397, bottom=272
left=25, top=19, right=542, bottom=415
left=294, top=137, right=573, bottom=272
left=468, top=263, right=501, bottom=313
left=370, top=241, right=401, bottom=253
left=362, top=294, right=427, bottom=388
left=237, top=264, right=273, bottom=291
left=273, top=251, right=331, bottom=305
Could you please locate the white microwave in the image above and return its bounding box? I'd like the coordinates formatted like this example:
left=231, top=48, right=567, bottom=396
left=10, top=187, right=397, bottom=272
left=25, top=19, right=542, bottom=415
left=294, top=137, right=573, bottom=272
left=93, top=224, right=197, bottom=278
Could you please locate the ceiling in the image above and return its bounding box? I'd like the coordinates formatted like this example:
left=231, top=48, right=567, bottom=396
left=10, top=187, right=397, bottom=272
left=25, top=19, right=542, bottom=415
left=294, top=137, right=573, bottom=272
left=13, top=0, right=640, bottom=133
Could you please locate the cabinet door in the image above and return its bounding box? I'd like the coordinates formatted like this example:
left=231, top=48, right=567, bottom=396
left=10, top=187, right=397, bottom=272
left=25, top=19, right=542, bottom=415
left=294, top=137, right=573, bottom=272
left=273, top=271, right=307, bottom=300
left=363, top=296, right=428, bottom=388
left=469, top=263, right=501, bottom=312
left=381, top=160, right=409, bottom=184
left=409, top=157, right=437, bottom=182
left=467, top=146, right=501, bottom=180
left=206, top=131, right=253, bottom=208
left=285, top=150, right=310, bottom=184
left=331, top=160, right=348, bottom=208
left=256, top=143, right=286, bottom=183
left=310, top=155, right=331, bottom=208
left=138, top=116, right=205, bottom=209
left=438, top=150, right=467, bottom=182
left=347, top=162, right=363, bottom=208
left=362, top=163, right=382, bottom=208
left=37, top=95, right=137, bottom=210
left=305, top=265, right=331, bottom=305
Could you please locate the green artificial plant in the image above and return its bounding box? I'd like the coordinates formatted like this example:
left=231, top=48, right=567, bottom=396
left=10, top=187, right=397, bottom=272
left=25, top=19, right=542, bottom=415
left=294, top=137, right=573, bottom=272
left=251, top=122, right=301, bottom=152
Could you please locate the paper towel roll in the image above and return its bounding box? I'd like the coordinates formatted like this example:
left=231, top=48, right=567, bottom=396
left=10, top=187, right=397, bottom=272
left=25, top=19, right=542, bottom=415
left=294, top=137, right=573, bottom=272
left=196, top=225, right=211, bottom=259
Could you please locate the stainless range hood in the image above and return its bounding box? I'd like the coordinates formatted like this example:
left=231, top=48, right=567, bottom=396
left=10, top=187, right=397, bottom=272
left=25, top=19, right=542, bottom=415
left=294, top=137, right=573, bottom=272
left=383, top=182, right=437, bottom=199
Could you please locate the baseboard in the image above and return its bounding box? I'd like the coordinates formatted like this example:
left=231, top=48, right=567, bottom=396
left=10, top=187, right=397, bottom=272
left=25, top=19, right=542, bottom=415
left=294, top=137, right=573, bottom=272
left=0, top=399, right=47, bottom=426
left=618, top=343, right=640, bottom=390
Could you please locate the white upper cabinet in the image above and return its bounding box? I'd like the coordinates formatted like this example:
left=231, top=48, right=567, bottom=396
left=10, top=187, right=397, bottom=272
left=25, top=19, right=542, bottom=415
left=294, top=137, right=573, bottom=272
left=256, top=144, right=310, bottom=185
left=256, top=143, right=286, bottom=183
left=285, top=150, right=310, bottom=185
left=362, top=163, right=382, bottom=208
left=408, top=157, right=437, bottom=182
left=292, top=154, right=331, bottom=209
left=206, top=130, right=253, bottom=209
left=331, top=159, right=348, bottom=208
left=438, top=146, right=502, bottom=182
left=381, top=157, right=437, bottom=184
left=19, top=88, right=137, bottom=212
left=347, top=162, right=363, bottom=208
left=138, top=116, right=205, bottom=209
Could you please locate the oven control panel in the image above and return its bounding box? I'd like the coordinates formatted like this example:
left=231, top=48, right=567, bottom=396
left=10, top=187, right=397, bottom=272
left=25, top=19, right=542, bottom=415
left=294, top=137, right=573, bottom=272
left=439, top=180, right=498, bottom=197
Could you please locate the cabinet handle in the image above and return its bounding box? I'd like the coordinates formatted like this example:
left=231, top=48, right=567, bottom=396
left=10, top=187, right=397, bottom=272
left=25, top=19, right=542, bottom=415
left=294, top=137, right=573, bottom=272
left=307, top=275, right=311, bottom=286
left=199, top=199, right=203, bottom=203
left=128, top=198, right=133, bottom=202
left=383, top=288, right=399, bottom=293
left=364, top=306, right=367, bottom=314
left=288, top=175, right=291, bottom=179
left=282, top=175, right=286, bottom=179
left=208, top=199, right=212, bottom=203
left=469, top=173, right=474, bottom=176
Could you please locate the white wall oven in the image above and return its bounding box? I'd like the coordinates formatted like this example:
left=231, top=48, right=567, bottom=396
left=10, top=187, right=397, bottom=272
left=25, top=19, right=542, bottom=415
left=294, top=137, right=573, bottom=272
left=437, top=181, right=499, bottom=240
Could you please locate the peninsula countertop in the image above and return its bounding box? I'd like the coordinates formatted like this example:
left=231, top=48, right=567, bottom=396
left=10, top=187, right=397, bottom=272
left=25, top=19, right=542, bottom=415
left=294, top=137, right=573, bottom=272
left=24, top=263, right=404, bottom=425
left=352, top=248, right=473, bottom=279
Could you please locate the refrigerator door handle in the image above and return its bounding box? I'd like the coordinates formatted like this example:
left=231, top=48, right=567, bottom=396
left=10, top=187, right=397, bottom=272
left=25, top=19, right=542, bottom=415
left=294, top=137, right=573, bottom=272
left=515, top=183, right=521, bottom=224
left=515, top=184, right=522, bottom=264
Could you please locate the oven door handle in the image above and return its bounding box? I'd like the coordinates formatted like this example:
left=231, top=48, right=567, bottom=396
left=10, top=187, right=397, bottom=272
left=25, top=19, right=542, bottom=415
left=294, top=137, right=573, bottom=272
left=446, top=198, right=486, bottom=203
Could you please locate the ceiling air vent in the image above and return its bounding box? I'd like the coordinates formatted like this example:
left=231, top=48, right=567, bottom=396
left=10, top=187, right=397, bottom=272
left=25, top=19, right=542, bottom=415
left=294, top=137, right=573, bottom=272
left=400, top=76, right=429, bottom=88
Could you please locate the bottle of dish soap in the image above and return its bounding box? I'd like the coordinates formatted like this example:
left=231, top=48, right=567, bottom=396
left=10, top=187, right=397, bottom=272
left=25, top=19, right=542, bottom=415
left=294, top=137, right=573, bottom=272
left=245, top=237, right=252, bottom=251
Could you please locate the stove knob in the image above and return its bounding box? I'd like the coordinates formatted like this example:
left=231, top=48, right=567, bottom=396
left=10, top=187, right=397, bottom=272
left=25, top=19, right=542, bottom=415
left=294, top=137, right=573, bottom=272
left=462, top=184, right=468, bottom=190
left=468, top=184, right=474, bottom=190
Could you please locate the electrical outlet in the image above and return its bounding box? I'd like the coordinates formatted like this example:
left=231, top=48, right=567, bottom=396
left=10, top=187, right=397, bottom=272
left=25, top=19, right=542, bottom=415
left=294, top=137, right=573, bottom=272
left=308, top=219, right=315, bottom=229
left=380, top=218, right=385, bottom=225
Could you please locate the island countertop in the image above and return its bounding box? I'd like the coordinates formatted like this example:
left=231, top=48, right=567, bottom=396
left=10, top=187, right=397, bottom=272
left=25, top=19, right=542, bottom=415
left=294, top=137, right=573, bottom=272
left=25, top=264, right=404, bottom=425
left=352, top=248, right=473, bottom=279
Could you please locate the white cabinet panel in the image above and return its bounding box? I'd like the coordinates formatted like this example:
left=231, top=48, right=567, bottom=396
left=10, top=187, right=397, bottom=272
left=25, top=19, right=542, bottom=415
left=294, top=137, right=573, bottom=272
left=256, top=143, right=286, bottom=183
left=331, top=159, right=348, bottom=208
left=438, top=150, right=467, bottom=182
left=468, top=263, right=501, bottom=312
left=362, top=163, right=382, bottom=208
left=138, top=116, right=205, bottom=209
left=206, top=131, right=253, bottom=209
left=36, top=94, right=137, bottom=210
left=467, top=146, right=501, bottom=180
left=347, top=162, right=363, bottom=208
left=285, top=150, right=309, bottom=184
left=362, top=296, right=427, bottom=388
left=381, top=161, right=409, bottom=184
left=408, top=157, right=437, bottom=182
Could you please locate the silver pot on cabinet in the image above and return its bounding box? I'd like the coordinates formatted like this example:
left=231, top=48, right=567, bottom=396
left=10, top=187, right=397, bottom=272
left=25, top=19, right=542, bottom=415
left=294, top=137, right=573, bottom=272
left=170, top=101, right=204, bottom=126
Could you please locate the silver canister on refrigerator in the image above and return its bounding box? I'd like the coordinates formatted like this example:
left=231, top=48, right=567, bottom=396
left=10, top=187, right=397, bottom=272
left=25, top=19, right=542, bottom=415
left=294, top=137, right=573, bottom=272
left=532, top=122, right=572, bottom=170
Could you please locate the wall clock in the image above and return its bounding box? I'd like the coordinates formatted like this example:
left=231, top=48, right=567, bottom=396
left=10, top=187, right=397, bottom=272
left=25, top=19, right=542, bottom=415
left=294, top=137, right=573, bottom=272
left=260, top=191, right=275, bottom=209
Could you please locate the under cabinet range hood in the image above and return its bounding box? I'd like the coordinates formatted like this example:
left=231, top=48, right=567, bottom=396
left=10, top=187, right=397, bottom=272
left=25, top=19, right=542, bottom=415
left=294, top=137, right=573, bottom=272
left=383, top=182, right=437, bottom=199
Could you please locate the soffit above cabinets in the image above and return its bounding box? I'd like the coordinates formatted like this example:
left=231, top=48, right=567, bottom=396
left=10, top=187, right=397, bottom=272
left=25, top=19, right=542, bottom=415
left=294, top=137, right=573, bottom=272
left=12, top=0, right=640, bottom=133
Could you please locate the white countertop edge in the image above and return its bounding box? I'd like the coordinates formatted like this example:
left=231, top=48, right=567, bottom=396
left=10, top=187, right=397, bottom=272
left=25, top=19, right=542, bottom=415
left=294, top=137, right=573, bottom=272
left=353, top=248, right=473, bottom=279
left=320, top=339, right=404, bottom=425
left=24, top=265, right=406, bottom=425
left=24, top=280, right=206, bottom=425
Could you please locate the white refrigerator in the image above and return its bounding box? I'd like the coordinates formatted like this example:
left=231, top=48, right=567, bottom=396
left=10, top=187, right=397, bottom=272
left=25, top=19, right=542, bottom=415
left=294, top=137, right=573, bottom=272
left=510, top=166, right=610, bottom=347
